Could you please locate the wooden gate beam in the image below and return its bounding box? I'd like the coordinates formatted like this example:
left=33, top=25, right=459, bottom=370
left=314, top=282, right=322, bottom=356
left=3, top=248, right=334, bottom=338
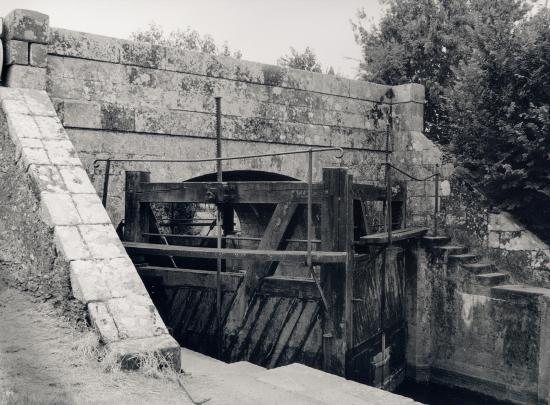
left=321, top=167, right=352, bottom=376
left=224, top=202, right=298, bottom=337
left=124, top=171, right=151, bottom=242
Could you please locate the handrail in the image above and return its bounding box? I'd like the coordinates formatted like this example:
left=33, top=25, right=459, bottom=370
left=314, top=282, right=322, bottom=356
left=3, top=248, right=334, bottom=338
left=382, top=162, right=440, bottom=236
left=94, top=146, right=345, bottom=208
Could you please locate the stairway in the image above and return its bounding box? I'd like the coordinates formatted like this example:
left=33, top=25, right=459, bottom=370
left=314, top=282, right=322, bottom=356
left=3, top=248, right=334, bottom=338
left=423, top=235, right=510, bottom=293
left=179, top=349, right=420, bottom=405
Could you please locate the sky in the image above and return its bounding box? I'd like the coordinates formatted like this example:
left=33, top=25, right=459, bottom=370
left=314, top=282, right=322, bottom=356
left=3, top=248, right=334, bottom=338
left=0, top=0, right=385, bottom=78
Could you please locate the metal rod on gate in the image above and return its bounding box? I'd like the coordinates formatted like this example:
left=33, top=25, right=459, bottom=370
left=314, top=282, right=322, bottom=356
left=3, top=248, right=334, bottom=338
left=215, top=97, right=223, bottom=358
left=307, top=148, right=313, bottom=272
left=101, top=159, right=111, bottom=208
left=434, top=170, right=439, bottom=236
left=380, top=122, right=393, bottom=387
left=306, top=148, right=329, bottom=312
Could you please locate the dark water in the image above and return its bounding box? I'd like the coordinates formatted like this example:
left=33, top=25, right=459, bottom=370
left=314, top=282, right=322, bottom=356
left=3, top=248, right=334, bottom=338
left=395, top=381, right=515, bottom=405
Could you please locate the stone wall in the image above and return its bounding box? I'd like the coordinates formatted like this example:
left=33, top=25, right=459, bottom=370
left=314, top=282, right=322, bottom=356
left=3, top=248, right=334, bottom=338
left=0, top=85, right=179, bottom=369
left=0, top=10, right=435, bottom=231
left=441, top=177, right=550, bottom=288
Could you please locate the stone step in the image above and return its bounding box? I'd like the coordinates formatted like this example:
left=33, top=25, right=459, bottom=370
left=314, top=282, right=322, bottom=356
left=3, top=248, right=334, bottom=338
left=227, top=361, right=266, bottom=376
left=462, top=262, right=495, bottom=274
left=181, top=347, right=229, bottom=375
left=422, top=235, right=451, bottom=248
left=476, top=272, right=509, bottom=286
left=256, top=363, right=419, bottom=405
left=180, top=349, right=326, bottom=404
left=448, top=253, right=479, bottom=264
left=433, top=245, right=468, bottom=255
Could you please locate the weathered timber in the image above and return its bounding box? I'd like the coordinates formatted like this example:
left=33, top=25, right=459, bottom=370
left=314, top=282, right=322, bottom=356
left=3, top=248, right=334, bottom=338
left=123, top=241, right=346, bottom=263
left=137, top=266, right=243, bottom=290
left=277, top=301, right=320, bottom=366
left=136, top=181, right=325, bottom=204
left=249, top=299, right=295, bottom=366
left=266, top=299, right=304, bottom=368
left=124, top=171, right=151, bottom=242
left=358, top=227, right=429, bottom=245
left=321, top=167, right=351, bottom=375
left=225, top=202, right=298, bottom=336
left=258, top=276, right=321, bottom=300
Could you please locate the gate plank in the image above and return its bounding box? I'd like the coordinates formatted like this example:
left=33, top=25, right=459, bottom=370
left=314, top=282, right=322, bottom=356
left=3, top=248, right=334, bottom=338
left=224, top=202, right=299, bottom=336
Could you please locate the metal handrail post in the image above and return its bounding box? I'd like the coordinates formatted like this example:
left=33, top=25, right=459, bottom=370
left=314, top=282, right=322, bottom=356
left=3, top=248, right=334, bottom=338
left=434, top=170, right=440, bottom=236
left=215, top=97, right=223, bottom=358
left=101, top=159, right=111, bottom=208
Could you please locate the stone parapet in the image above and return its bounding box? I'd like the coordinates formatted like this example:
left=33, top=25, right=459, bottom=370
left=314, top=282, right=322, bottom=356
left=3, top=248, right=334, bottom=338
left=0, top=87, right=180, bottom=370
left=2, top=10, right=50, bottom=89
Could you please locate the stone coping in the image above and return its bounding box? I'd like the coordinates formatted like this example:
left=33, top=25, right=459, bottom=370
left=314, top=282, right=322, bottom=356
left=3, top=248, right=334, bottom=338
left=0, top=86, right=180, bottom=369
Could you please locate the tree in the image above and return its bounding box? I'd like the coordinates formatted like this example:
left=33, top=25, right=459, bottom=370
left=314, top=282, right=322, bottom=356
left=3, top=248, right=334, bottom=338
left=130, top=22, right=242, bottom=59
left=277, top=46, right=323, bottom=72
left=355, top=0, right=550, bottom=242
left=352, top=0, right=474, bottom=143
left=448, top=6, right=550, bottom=239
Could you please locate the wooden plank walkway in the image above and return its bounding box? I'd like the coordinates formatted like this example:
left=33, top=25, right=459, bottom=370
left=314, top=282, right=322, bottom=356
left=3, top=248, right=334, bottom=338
left=358, top=227, right=429, bottom=245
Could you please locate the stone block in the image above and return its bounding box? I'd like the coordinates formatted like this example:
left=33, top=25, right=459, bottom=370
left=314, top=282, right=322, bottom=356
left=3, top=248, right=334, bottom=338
left=119, top=40, right=165, bottom=69
left=78, top=224, right=126, bottom=259
left=488, top=212, right=523, bottom=232
left=48, top=28, right=121, bottom=63
left=349, top=80, right=390, bottom=102
left=99, top=257, right=148, bottom=297
left=2, top=98, right=30, bottom=114
left=30, top=43, right=48, bottom=67
left=34, top=116, right=66, bottom=139
left=28, top=164, right=67, bottom=194
left=15, top=137, right=43, bottom=160
left=70, top=260, right=111, bottom=303
left=107, top=334, right=181, bottom=370
left=6, top=112, right=40, bottom=140
left=88, top=301, right=120, bottom=343
left=40, top=192, right=81, bottom=226
left=0, top=87, right=23, bottom=100
left=488, top=231, right=500, bottom=248
left=100, top=103, right=135, bottom=131
left=5, top=40, right=28, bottom=65
left=58, top=166, right=96, bottom=194
left=62, top=100, right=101, bottom=129
left=72, top=193, right=111, bottom=224
left=392, top=83, right=425, bottom=104
left=440, top=180, right=451, bottom=197
left=106, top=295, right=168, bottom=340
left=394, top=103, right=424, bottom=132
left=499, top=230, right=545, bottom=251
left=5, top=65, right=46, bottom=90
left=4, top=9, right=49, bottom=43
left=20, top=146, right=50, bottom=167
left=42, top=139, right=80, bottom=165
left=54, top=225, right=91, bottom=261
left=20, top=89, right=57, bottom=117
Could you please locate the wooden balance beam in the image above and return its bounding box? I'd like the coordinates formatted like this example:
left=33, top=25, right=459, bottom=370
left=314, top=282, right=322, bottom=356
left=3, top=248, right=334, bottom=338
left=123, top=242, right=347, bottom=263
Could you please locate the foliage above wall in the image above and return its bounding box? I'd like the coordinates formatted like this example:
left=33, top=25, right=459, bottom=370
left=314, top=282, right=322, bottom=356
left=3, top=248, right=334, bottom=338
left=354, top=0, right=550, bottom=242
left=130, top=22, right=243, bottom=59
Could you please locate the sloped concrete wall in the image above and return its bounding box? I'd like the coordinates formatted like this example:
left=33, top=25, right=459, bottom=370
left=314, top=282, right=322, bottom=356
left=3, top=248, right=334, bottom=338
left=0, top=86, right=179, bottom=368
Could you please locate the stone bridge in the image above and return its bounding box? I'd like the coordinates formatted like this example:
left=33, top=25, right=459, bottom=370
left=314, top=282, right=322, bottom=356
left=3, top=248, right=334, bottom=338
left=2, top=8, right=550, bottom=405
